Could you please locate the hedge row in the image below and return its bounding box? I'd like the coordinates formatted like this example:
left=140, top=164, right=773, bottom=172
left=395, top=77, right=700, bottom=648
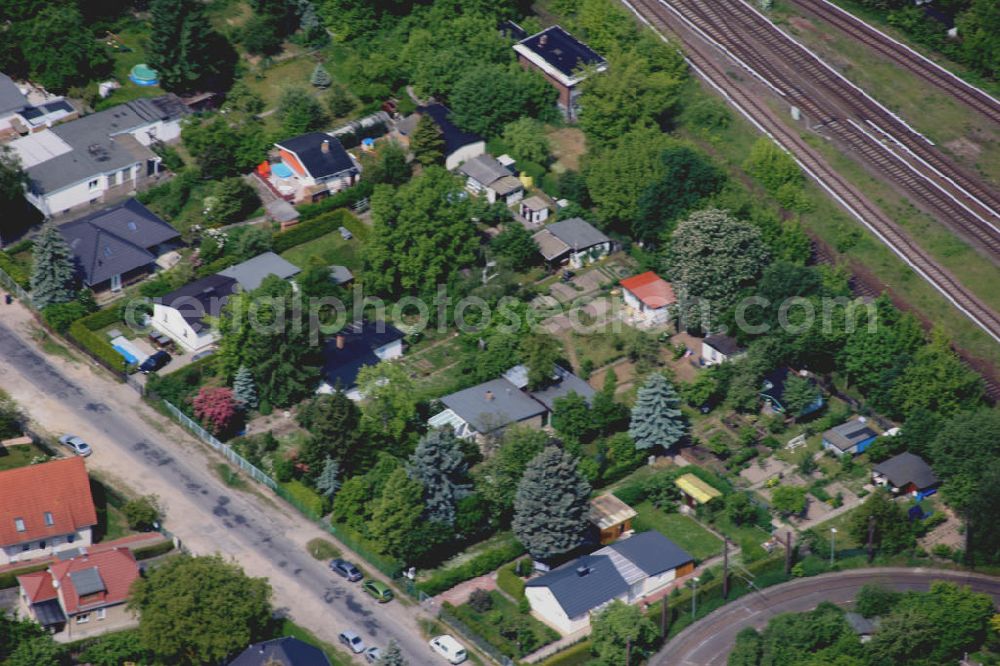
left=296, top=181, right=374, bottom=221
left=272, top=209, right=356, bottom=254
left=496, top=562, right=526, bottom=599
left=537, top=640, right=592, bottom=666
left=0, top=250, right=30, bottom=288
left=133, top=539, right=176, bottom=560
left=67, top=306, right=130, bottom=375
left=279, top=479, right=327, bottom=519
left=417, top=537, right=525, bottom=596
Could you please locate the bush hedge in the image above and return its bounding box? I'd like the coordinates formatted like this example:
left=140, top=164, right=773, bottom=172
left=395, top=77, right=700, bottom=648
left=132, top=539, right=176, bottom=560
left=272, top=208, right=357, bottom=254
left=67, top=306, right=131, bottom=375
left=537, top=639, right=592, bottom=666
left=279, top=479, right=327, bottom=519
left=0, top=561, right=49, bottom=589
left=496, top=562, right=526, bottom=599
left=295, top=181, right=375, bottom=221
left=417, top=538, right=525, bottom=596
left=0, top=250, right=30, bottom=288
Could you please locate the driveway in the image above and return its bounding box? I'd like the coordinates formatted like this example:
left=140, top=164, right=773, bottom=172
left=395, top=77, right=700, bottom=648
left=0, top=302, right=433, bottom=664
left=652, top=567, right=1000, bottom=666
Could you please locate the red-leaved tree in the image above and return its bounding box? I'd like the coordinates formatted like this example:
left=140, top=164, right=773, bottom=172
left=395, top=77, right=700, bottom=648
left=192, top=387, right=239, bottom=436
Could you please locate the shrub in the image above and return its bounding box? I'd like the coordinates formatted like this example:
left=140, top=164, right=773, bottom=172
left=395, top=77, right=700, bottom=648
left=123, top=496, right=161, bottom=531
left=514, top=557, right=534, bottom=577
left=132, top=539, right=175, bottom=560
left=280, top=479, right=325, bottom=518
left=0, top=250, right=30, bottom=287
left=271, top=209, right=357, bottom=253
left=469, top=588, right=494, bottom=612
left=417, top=538, right=525, bottom=596
left=612, top=480, right=648, bottom=506
left=0, top=561, right=50, bottom=589
left=43, top=301, right=87, bottom=332
left=67, top=318, right=130, bottom=373
left=295, top=181, right=375, bottom=221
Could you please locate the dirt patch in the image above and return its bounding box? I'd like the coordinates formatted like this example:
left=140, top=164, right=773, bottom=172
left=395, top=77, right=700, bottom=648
left=944, top=137, right=983, bottom=160
left=547, top=127, right=586, bottom=172
left=245, top=408, right=304, bottom=438
left=788, top=17, right=816, bottom=32
left=589, top=358, right=638, bottom=394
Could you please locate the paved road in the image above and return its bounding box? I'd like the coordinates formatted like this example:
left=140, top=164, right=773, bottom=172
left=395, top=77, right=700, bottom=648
left=0, top=308, right=436, bottom=664
left=653, top=567, right=1000, bottom=665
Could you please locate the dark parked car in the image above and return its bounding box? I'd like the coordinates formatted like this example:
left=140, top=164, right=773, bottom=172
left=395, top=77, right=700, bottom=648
left=330, top=558, right=363, bottom=582
left=139, top=351, right=171, bottom=374
left=560, top=270, right=575, bottom=282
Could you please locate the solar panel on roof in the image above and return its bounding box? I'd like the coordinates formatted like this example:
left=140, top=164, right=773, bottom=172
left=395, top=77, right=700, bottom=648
left=70, top=567, right=106, bottom=596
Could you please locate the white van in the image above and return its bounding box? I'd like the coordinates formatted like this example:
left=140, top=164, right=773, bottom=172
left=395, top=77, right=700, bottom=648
left=429, top=635, right=467, bottom=664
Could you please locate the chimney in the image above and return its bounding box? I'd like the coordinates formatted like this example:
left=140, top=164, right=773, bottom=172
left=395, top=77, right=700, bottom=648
left=539, top=34, right=548, bottom=48
left=336, top=334, right=345, bottom=350
left=485, top=390, right=494, bottom=402
left=321, top=139, right=330, bottom=154
left=576, top=565, right=589, bottom=577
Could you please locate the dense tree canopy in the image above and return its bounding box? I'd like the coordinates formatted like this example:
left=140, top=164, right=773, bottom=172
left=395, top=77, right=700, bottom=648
left=513, top=446, right=591, bottom=560
left=476, top=426, right=549, bottom=522
left=590, top=601, right=660, bottom=665
left=407, top=428, right=472, bottom=526
left=129, top=555, right=272, bottom=665
left=298, top=390, right=363, bottom=475
left=450, top=63, right=557, bottom=138
left=148, top=0, right=235, bottom=93
left=629, top=373, right=686, bottom=451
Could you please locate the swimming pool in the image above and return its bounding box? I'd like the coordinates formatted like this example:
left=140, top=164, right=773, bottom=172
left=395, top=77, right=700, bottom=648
left=113, top=344, right=138, bottom=365
left=271, top=162, right=294, bottom=178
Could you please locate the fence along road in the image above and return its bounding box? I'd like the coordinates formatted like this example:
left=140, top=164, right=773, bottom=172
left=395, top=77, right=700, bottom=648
left=620, top=0, right=1000, bottom=345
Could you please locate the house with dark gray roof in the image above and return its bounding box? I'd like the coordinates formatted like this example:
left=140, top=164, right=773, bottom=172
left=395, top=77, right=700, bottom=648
left=701, top=334, right=746, bottom=366
left=228, top=637, right=331, bottom=666
left=525, top=531, right=694, bottom=634
left=218, top=252, right=301, bottom=292
left=151, top=275, right=237, bottom=353
left=532, top=218, right=612, bottom=268
left=0, top=74, right=28, bottom=137
left=8, top=95, right=188, bottom=217
left=318, top=320, right=406, bottom=400
left=58, top=198, right=180, bottom=292
left=396, top=103, right=486, bottom=171
left=873, top=452, right=939, bottom=498
left=429, top=364, right=594, bottom=441
left=457, top=154, right=523, bottom=206
left=513, top=26, right=607, bottom=120
left=822, top=417, right=879, bottom=457
left=272, top=133, right=360, bottom=203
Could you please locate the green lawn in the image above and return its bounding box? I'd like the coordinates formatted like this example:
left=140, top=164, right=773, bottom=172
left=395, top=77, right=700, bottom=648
left=0, top=442, right=50, bottom=471
left=449, top=591, right=559, bottom=659
left=280, top=214, right=369, bottom=272
left=632, top=503, right=723, bottom=562
left=97, top=24, right=165, bottom=111
left=709, top=515, right=773, bottom=550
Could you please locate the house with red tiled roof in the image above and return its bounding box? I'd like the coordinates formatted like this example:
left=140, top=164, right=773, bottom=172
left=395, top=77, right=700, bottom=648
left=0, top=458, right=97, bottom=566
left=17, top=547, right=140, bottom=640
left=619, top=271, right=676, bottom=325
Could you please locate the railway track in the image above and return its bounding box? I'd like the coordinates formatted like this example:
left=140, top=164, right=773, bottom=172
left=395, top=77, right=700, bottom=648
left=656, top=0, right=1000, bottom=263
left=621, top=0, right=1000, bottom=345
left=789, top=0, right=1000, bottom=127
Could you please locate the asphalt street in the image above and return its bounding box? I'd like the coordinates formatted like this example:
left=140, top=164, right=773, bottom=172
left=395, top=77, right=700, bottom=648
left=0, top=313, right=438, bottom=664
left=653, top=567, right=1000, bottom=665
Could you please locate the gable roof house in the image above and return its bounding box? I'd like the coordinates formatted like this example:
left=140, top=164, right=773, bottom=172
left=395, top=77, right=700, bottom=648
left=17, top=547, right=140, bottom=641
left=700, top=334, right=746, bottom=366
left=151, top=274, right=237, bottom=353
left=229, top=637, right=332, bottom=666
left=872, top=452, right=939, bottom=498
left=218, top=251, right=302, bottom=292
left=271, top=133, right=361, bottom=203
left=9, top=95, right=189, bottom=217
left=620, top=271, right=676, bottom=326
left=317, top=320, right=406, bottom=400
left=532, top=218, right=612, bottom=269
left=396, top=103, right=486, bottom=171
left=429, top=364, right=595, bottom=441
left=58, top=198, right=180, bottom=293
left=457, top=154, right=524, bottom=206
left=525, top=531, right=694, bottom=635
left=0, top=73, right=29, bottom=138
left=0, top=457, right=97, bottom=566
left=513, top=26, right=608, bottom=121
left=822, top=417, right=880, bottom=457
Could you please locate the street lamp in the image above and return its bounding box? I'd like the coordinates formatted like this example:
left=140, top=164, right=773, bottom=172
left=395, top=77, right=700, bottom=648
left=691, top=576, right=701, bottom=619
left=830, top=528, right=838, bottom=565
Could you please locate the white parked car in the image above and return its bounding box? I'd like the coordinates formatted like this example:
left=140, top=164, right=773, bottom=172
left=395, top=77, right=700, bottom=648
left=58, top=434, right=92, bottom=457
left=429, top=635, right=467, bottom=664
left=339, top=630, right=365, bottom=654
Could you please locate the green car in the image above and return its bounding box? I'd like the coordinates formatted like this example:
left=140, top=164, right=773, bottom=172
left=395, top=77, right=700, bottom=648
left=361, top=579, right=394, bottom=603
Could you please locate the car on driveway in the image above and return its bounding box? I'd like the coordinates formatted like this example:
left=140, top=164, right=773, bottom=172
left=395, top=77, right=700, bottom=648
left=330, top=558, right=362, bottom=582
left=339, top=630, right=365, bottom=654
left=139, top=350, right=171, bottom=374
left=58, top=434, right=92, bottom=457
left=361, top=579, right=394, bottom=603
left=429, top=635, right=467, bottom=664
left=364, top=646, right=382, bottom=663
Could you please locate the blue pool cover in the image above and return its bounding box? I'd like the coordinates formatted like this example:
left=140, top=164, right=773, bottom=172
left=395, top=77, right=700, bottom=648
left=271, top=162, right=294, bottom=178
left=113, top=344, right=138, bottom=364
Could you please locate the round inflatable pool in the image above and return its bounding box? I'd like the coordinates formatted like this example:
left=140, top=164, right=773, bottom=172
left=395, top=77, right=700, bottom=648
left=129, top=64, right=159, bottom=87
